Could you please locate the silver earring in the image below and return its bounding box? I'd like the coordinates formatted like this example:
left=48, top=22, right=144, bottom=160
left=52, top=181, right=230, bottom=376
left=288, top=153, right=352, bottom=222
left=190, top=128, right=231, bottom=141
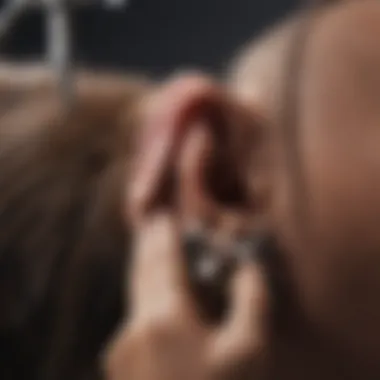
left=183, top=229, right=265, bottom=286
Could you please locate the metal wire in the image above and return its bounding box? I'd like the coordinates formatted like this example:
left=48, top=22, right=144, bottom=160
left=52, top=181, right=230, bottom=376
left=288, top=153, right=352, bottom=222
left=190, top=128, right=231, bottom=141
left=46, top=0, right=74, bottom=109
left=0, top=0, right=77, bottom=109
left=0, top=0, right=131, bottom=108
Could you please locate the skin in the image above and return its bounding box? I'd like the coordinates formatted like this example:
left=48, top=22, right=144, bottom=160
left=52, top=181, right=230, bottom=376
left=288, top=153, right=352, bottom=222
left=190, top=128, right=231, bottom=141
left=106, top=1, right=380, bottom=379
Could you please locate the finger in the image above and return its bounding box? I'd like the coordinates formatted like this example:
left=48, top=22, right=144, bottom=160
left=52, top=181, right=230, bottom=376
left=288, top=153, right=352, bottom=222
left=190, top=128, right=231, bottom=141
left=209, top=261, right=270, bottom=366
left=130, top=213, right=194, bottom=321
left=226, top=262, right=269, bottom=340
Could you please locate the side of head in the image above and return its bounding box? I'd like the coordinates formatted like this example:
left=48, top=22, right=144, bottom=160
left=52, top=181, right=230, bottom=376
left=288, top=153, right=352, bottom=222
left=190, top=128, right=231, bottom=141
left=228, top=0, right=380, bottom=369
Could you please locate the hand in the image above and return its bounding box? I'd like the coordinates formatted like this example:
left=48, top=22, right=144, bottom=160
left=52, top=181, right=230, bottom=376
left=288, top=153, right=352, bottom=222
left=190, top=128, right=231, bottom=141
left=103, top=213, right=269, bottom=380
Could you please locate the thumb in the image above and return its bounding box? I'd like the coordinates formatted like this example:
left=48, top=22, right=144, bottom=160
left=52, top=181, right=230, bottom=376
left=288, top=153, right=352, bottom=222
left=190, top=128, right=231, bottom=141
left=208, top=259, right=270, bottom=377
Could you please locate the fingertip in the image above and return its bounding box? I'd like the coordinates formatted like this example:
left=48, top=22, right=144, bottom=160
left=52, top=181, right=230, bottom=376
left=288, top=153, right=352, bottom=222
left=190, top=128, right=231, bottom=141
left=232, top=262, right=269, bottom=309
left=222, top=261, right=270, bottom=344
left=136, top=212, right=177, bottom=243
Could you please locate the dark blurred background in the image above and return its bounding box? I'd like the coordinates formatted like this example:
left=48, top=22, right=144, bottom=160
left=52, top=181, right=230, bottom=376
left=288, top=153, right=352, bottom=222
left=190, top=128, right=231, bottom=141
left=0, top=0, right=299, bottom=77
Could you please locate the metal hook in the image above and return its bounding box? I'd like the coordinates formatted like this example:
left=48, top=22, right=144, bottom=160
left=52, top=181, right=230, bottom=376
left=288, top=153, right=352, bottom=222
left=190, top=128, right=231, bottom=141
left=0, top=0, right=133, bottom=109
left=0, top=0, right=73, bottom=108
left=46, top=0, right=74, bottom=110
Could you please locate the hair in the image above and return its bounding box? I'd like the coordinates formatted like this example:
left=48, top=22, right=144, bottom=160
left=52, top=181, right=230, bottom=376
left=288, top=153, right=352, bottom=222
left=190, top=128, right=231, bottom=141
left=0, top=63, right=149, bottom=380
